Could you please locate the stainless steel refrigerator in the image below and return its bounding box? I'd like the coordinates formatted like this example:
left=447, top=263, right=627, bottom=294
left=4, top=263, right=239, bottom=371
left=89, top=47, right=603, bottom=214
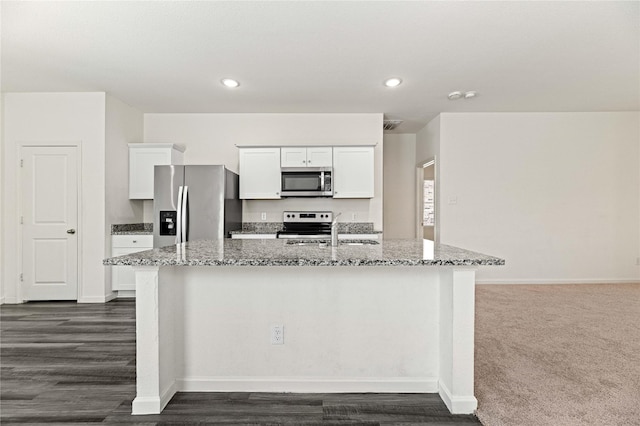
left=153, top=165, right=242, bottom=248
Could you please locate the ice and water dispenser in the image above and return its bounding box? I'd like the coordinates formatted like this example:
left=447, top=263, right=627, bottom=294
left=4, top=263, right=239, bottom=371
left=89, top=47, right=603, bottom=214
left=159, top=211, right=177, bottom=236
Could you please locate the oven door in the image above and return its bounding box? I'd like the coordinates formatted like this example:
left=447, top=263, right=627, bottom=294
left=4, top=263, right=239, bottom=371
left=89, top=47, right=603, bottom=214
left=281, top=168, right=333, bottom=197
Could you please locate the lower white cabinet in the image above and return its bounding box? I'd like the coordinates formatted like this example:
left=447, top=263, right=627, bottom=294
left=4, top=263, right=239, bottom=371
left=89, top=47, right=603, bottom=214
left=111, top=235, right=153, bottom=296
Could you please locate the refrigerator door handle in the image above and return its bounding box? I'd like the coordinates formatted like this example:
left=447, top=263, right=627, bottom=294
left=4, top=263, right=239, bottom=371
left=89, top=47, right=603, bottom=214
left=182, top=186, right=189, bottom=243
left=176, top=185, right=184, bottom=244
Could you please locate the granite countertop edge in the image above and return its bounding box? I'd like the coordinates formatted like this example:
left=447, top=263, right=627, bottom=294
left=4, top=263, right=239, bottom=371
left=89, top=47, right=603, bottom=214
left=103, top=239, right=505, bottom=267
left=112, top=231, right=154, bottom=235
left=104, top=258, right=504, bottom=267
left=229, top=230, right=384, bottom=235
left=111, top=223, right=153, bottom=235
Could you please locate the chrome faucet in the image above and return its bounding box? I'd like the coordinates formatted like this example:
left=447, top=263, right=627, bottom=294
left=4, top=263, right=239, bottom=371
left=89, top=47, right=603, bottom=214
left=331, top=212, right=341, bottom=246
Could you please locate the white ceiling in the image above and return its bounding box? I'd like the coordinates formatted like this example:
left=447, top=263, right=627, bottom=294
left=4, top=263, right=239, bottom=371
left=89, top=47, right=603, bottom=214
left=2, top=1, right=638, bottom=133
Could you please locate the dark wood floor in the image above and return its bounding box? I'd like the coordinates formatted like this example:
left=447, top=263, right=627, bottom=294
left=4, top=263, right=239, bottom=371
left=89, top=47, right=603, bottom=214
left=1, top=299, right=481, bottom=425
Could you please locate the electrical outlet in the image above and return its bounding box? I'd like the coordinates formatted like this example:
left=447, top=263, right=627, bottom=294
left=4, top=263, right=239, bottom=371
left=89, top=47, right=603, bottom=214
left=351, top=213, right=357, bottom=221
left=261, top=212, right=267, bottom=221
left=270, top=325, right=284, bottom=345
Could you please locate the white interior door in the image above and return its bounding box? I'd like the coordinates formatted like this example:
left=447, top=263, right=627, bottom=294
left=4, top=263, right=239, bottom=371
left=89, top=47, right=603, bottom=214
left=21, top=146, right=79, bottom=301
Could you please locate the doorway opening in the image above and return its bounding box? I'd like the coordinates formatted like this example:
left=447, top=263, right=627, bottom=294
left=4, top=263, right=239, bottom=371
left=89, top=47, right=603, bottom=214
left=416, top=159, right=436, bottom=241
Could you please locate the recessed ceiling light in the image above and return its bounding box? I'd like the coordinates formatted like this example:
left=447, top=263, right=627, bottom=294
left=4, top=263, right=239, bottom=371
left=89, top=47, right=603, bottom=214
left=384, top=78, right=402, bottom=88
left=464, top=91, right=478, bottom=99
left=448, top=91, right=463, bottom=100
left=221, top=78, right=240, bottom=88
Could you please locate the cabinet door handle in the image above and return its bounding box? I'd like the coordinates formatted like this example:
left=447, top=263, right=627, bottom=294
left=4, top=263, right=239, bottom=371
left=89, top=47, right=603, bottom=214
left=67, top=229, right=76, bottom=234
left=132, top=240, right=137, bottom=243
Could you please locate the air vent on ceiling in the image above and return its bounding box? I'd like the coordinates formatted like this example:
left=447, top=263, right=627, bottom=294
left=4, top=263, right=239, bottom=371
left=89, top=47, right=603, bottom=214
left=383, top=120, right=403, bottom=131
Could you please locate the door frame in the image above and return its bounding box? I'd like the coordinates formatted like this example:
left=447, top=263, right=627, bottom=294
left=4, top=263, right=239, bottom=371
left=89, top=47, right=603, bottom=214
left=18, top=142, right=83, bottom=303
left=416, top=157, right=437, bottom=241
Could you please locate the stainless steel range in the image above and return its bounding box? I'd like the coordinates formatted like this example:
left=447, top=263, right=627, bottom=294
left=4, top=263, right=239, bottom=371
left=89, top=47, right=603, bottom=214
left=276, top=211, right=333, bottom=239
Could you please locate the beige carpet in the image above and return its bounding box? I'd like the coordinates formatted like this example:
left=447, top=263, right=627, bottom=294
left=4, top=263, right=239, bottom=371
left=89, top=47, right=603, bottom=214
left=475, top=283, right=640, bottom=426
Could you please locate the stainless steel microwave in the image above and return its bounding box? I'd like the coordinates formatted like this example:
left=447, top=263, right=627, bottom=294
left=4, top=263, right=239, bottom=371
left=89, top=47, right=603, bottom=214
left=280, top=167, right=333, bottom=197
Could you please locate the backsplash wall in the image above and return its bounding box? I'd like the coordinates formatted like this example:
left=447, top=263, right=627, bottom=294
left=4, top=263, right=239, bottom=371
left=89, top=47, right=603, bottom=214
left=243, top=198, right=374, bottom=226
left=143, top=198, right=377, bottom=229
left=143, top=113, right=384, bottom=229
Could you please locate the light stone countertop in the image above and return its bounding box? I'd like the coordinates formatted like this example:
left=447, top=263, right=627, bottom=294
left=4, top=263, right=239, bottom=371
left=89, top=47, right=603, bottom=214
left=103, top=238, right=504, bottom=267
left=111, top=223, right=153, bottom=235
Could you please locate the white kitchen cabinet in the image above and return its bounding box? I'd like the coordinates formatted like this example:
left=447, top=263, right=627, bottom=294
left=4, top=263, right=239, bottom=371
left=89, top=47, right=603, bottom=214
left=129, top=143, right=185, bottom=199
left=239, top=147, right=282, bottom=199
left=281, top=147, right=332, bottom=167
left=111, top=235, right=153, bottom=296
left=332, top=146, right=375, bottom=198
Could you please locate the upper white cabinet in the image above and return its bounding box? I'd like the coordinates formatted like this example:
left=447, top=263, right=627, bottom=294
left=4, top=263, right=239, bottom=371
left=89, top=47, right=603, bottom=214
left=129, top=143, right=184, bottom=199
left=281, top=147, right=332, bottom=168
left=332, top=146, right=375, bottom=198
left=239, top=147, right=282, bottom=199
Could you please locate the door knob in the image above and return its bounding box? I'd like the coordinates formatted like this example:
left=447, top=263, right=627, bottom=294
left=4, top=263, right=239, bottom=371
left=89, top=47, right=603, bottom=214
left=67, top=229, right=76, bottom=234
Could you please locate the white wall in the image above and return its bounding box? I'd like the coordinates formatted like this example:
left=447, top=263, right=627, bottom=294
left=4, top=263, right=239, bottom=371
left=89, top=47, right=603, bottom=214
left=0, top=94, right=4, bottom=304
left=167, top=266, right=441, bottom=390
left=104, top=95, right=144, bottom=293
left=433, top=112, right=640, bottom=283
left=2, top=93, right=109, bottom=303
left=383, top=134, right=416, bottom=238
left=0, top=0, right=3, bottom=304
left=144, top=113, right=384, bottom=229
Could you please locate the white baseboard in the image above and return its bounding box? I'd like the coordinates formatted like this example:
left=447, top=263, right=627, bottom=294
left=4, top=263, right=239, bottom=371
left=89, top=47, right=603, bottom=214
left=438, top=381, right=477, bottom=414
left=105, top=292, right=118, bottom=302
left=78, top=294, right=116, bottom=303
left=177, top=376, right=438, bottom=394
left=131, top=396, right=161, bottom=415
left=476, top=278, right=640, bottom=285
left=132, top=380, right=176, bottom=415
left=116, top=290, right=136, bottom=298
left=0, top=297, right=5, bottom=305
left=2, top=297, right=21, bottom=304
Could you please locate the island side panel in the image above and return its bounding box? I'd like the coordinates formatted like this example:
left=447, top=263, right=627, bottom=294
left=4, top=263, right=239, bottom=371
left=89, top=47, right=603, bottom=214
left=131, top=266, right=179, bottom=415
left=172, top=266, right=440, bottom=393
left=438, top=268, right=477, bottom=414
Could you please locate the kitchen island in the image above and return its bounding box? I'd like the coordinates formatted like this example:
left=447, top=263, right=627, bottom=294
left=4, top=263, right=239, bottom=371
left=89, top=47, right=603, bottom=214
left=103, top=239, right=503, bottom=416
